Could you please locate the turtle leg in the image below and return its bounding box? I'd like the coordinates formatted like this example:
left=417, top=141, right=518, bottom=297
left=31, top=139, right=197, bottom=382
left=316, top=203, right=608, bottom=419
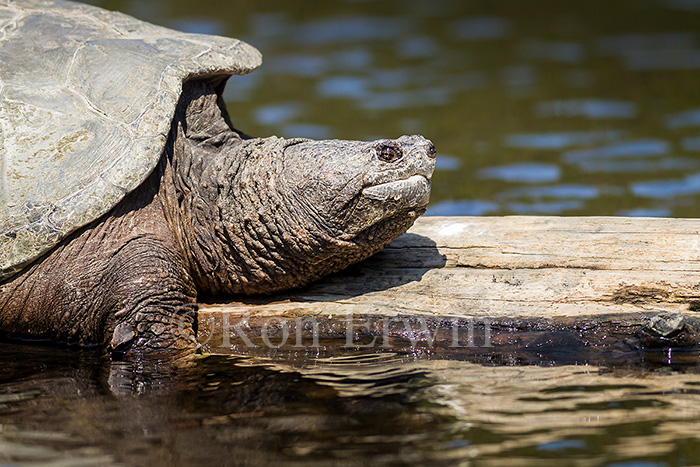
left=102, top=236, right=199, bottom=353
left=0, top=227, right=198, bottom=351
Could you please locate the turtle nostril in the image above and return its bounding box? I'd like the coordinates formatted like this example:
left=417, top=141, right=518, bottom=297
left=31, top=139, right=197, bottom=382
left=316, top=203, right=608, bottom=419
left=377, top=143, right=403, bottom=163
left=426, top=142, right=436, bottom=159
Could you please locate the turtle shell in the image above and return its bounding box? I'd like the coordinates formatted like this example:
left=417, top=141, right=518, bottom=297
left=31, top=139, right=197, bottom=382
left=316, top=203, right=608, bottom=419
left=0, top=0, right=261, bottom=280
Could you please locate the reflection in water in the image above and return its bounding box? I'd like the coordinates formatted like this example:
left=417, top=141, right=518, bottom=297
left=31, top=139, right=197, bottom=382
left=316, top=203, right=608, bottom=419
left=2, top=343, right=700, bottom=465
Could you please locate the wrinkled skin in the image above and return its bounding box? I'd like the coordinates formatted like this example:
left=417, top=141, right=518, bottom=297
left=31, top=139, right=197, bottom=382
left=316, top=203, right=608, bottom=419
left=0, top=80, right=435, bottom=352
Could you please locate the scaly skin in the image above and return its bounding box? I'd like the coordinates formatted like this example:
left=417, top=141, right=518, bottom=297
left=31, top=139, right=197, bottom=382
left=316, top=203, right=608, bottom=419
left=0, top=81, right=435, bottom=352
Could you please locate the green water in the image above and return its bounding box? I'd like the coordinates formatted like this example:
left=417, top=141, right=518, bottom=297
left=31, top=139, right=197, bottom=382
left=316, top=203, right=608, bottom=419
left=4, top=0, right=700, bottom=465
left=95, top=0, right=700, bottom=217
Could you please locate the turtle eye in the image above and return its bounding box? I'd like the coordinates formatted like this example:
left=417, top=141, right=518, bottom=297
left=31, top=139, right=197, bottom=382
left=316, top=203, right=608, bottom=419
left=376, top=143, right=403, bottom=163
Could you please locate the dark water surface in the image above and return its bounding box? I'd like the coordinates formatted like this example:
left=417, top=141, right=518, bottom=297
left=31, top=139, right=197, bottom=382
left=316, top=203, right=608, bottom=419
left=4, top=0, right=700, bottom=465
left=3, top=343, right=700, bottom=466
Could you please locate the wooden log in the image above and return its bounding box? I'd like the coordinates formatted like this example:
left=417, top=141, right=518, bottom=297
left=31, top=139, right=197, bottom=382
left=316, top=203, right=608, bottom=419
left=198, top=216, right=700, bottom=357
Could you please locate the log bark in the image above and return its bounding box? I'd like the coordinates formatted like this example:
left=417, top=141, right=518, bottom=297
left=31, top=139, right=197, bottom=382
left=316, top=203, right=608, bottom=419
left=199, top=216, right=700, bottom=356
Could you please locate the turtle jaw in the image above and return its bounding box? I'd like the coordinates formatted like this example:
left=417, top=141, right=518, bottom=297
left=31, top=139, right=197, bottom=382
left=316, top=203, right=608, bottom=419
left=343, top=173, right=433, bottom=236
left=361, top=174, right=431, bottom=208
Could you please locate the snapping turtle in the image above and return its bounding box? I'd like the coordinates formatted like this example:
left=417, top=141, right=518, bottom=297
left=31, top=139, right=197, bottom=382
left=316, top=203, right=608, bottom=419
left=0, top=0, right=435, bottom=351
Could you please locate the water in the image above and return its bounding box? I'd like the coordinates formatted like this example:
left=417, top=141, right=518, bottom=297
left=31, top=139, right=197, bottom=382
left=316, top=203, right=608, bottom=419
left=4, top=0, right=700, bottom=464
left=91, top=0, right=700, bottom=218
left=2, top=343, right=700, bottom=466
left=80, top=0, right=698, bottom=217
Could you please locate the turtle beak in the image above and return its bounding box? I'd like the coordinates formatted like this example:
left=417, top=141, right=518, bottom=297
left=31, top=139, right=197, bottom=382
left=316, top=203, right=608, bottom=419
left=362, top=174, right=431, bottom=207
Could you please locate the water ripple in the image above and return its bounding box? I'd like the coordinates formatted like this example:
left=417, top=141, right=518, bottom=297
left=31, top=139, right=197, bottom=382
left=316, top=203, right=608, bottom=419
left=596, top=33, right=697, bottom=55
left=666, top=108, right=700, bottom=128
left=450, top=17, right=511, bottom=40
left=497, top=184, right=600, bottom=200
left=623, top=49, right=700, bottom=70
left=631, top=172, right=700, bottom=198
left=169, top=18, right=225, bottom=36
left=536, top=100, right=638, bottom=119
left=280, top=123, right=334, bottom=139
left=562, top=140, right=670, bottom=164
left=254, top=103, right=303, bottom=125
left=502, top=66, right=536, bottom=87
left=398, top=36, right=440, bottom=59
left=576, top=157, right=700, bottom=173
left=265, top=54, right=327, bottom=76
left=426, top=200, right=498, bottom=216
left=435, top=155, right=461, bottom=171
left=317, top=76, right=368, bottom=99
left=505, top=200, right=585, bottom=214
left=682, top=136, right=700, bottom=151
left=617, top=208, right=672, bottom=217
left=360, top=88, right=450, bottom=110
left=297, top=17, right=410, bottom=44
left=504, top=131, right=624, bottom=150
left=520, top=40, right=584, bottom=64
left=478, top=163, right=561, bottom=183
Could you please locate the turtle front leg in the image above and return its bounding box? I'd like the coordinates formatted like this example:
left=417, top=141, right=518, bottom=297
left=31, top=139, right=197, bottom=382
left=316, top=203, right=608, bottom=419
left=0, top=222, right=198, bottom=351
left=103, top=237, right=199, bottom=352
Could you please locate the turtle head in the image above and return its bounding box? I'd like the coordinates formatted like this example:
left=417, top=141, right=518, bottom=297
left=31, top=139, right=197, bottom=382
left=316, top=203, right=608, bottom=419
left=279, top=135, right=435, bottom=239
left=195, top=134, right=435, bottom=295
